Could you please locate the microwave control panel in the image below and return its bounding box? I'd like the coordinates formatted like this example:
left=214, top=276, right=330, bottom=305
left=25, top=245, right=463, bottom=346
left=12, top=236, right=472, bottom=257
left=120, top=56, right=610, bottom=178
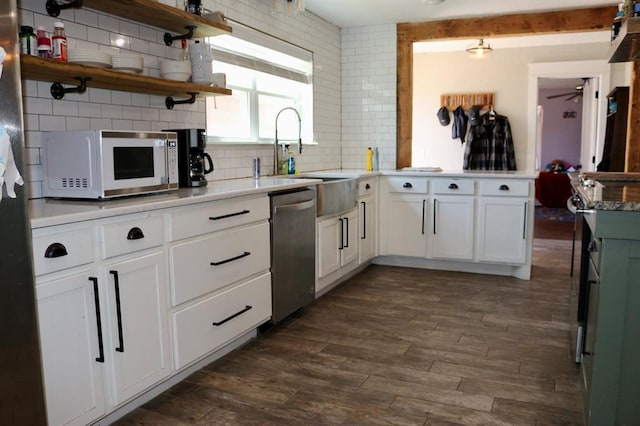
left=167, top=138, right=179, bottom=185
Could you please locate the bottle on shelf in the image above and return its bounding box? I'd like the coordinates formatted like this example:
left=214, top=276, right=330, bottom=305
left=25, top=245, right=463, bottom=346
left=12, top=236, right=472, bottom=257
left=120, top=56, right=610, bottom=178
left=19, top=26, right=37, bottom=56
left=634, top=0, right=640, bottom=17
left=366, top=147, right=373, bottom=171
left=189, top=39, right=213, bottom=85
left=36, top=26, right=51, bottom=59
left=51, top=21, right=67, bottom=62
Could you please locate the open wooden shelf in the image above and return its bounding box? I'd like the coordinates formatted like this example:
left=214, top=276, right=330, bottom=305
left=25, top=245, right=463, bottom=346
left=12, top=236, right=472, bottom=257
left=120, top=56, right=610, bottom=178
left=610, top=17, right=640, bottom=63
left=79, top=0, right=232, bottom=39
left=20, top=55, right=231, bottom=98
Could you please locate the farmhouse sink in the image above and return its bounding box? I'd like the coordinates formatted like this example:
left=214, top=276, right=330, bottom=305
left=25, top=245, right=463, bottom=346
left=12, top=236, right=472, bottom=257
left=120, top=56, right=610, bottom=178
left=313, top=177, right=358, bottom=217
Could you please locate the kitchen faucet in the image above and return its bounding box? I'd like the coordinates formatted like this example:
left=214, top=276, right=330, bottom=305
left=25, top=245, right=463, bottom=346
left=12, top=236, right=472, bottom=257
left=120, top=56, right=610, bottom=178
left=273, top=107, right=302, bottom=175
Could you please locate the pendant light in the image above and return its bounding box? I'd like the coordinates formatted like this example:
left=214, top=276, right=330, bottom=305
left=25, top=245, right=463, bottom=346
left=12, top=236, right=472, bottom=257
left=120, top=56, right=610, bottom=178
left=271, top=0, right=305, bottom=17
left=465, top=39, right=492, bottom=59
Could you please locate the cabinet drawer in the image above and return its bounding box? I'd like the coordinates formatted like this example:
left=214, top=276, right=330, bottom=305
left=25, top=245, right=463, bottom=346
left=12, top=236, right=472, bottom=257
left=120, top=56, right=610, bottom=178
left=386, top=177, right=428, bottom=194
left=432, top=179, right=475, bottom=195
left=358, top=177, right=377, bottom=197
left=478, top=180, right=529, bottom=197
left=32, top=228, right=94, bottom=276
left=169, top=222, right=270, bottom=305
left=169, top=195, right=269, bottom=242
left=99, top=215, right=164, bottom=259
left=172, top=272, right=271, bottom=369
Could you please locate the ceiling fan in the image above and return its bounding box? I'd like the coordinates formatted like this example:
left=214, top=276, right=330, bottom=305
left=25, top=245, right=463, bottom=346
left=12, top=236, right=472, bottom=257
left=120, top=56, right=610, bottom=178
left=546, top=77, right=590, bottom=101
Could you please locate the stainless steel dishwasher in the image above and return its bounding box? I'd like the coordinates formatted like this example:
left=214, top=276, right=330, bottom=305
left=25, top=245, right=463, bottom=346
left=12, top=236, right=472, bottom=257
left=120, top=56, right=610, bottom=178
left=269, top=188, right=316, bottom=323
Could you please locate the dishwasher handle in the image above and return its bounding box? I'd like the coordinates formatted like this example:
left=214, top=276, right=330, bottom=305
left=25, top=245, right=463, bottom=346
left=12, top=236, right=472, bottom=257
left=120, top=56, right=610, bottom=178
left=274, top=199, right=315, bottom=213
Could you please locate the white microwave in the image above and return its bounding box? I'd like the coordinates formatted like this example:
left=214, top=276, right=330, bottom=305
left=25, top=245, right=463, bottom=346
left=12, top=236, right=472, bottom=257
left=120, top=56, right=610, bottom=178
left=43, top=130, right=179, bottom=199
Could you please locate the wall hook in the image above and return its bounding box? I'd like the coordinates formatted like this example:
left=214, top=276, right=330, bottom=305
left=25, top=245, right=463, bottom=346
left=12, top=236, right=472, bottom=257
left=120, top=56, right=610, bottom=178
left=45, top=0, right=83, bottom=17
left=50, top=77, right=89, bottom=100
left=165, top=92, right=197, bottom=109
left=164, top=26, right=196, bottom=46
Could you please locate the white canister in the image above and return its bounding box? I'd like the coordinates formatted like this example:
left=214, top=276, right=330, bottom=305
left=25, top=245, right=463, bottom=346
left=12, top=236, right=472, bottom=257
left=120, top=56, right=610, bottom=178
left=212, top=73, right=226, bottom=88
left=189, top=40, right=213, bottom=85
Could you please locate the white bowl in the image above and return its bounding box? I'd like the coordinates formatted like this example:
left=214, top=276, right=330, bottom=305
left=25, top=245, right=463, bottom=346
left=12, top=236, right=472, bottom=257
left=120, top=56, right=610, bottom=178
left=161, top=71, right=191, bottom=81
left=159, top=59, right=191, bottom=74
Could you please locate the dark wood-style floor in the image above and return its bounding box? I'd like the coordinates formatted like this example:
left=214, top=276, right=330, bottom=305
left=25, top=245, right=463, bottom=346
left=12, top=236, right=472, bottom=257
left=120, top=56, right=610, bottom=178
left=116, top=220, right=583, bottom=425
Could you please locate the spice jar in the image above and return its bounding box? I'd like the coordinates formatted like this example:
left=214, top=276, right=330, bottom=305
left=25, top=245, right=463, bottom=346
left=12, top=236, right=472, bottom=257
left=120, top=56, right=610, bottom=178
left=19, top=26, right=37, bottom=56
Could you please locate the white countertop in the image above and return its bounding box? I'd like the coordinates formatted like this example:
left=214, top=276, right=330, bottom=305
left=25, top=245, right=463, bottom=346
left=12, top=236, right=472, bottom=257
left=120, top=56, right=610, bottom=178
left=30, top=177, right=321, bottom=229
left=30, top=170, right=537, bottom=228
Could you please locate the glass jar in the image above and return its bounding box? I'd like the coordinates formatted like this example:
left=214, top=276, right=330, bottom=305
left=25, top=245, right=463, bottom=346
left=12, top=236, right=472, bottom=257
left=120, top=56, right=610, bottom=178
left=19, top=26, right=37, bottom=56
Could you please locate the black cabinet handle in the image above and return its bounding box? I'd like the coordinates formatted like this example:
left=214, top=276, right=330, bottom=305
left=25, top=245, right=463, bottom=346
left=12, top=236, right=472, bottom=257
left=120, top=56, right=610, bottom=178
left=402, top=182, right=413, bottom=189
left=522, top=201, right=528, bottom=239
left=361, top=202, right=366, bottom=240
left=433, top=199, right=437, bottom=234
left=210, top=251, right=251, bottom=266
left=499, top=184, right=510, bottom=191
left=448, top=183, right=458, bottom=190
left=45, top=242, right=68, bottom=258
left=209, top=210, right=250, bottom=221
left=126, top=227, right=144, bottom=240
left=338, top=218, right=344, bottom=250
left=421, top=199, right=426, bottom=235
left=212, top=305, right=252, bottom=326
left=109, top=270, right=125, bottom=353
left=587, top=241, right=598, bottom=252
left=365, top=183, right=371, bottom=190
left=89, top=277, right=105, bottom=363
left=344, top=217, right=349, bottom=248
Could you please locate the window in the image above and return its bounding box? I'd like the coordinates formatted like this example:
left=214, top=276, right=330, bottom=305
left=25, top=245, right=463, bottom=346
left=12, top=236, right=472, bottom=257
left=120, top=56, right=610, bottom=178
left=205, top=23, right=313, bottom=144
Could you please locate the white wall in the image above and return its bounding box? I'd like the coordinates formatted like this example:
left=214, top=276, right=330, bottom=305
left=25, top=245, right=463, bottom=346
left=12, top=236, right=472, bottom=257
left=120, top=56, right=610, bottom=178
left=413, top=41, right=613, bottom=171
left=341, top=24, right=397, bottom=170
left=18, top=0, right=341, bottom=198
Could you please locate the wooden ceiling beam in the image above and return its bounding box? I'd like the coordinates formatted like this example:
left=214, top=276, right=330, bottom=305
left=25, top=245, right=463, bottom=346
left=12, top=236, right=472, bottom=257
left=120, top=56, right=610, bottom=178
left=398, top=6, right=616, bottom=42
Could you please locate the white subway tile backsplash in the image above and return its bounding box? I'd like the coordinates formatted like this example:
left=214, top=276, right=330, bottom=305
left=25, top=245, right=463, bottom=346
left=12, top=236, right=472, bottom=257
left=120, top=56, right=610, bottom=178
left=39, top=115, right=66, bottom=131
left=66, top=117, right=92, bottom=130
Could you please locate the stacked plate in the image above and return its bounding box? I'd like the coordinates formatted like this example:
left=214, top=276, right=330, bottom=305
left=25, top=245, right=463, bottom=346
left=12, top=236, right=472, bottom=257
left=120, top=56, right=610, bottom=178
left=112, top=54, right=144, bottom=73
left=68, top=49, right=112, bottom=68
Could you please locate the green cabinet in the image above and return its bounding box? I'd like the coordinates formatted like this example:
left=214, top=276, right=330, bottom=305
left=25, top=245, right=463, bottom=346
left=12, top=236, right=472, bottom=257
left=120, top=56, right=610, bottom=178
left=582, top=210, right=640, bottom=425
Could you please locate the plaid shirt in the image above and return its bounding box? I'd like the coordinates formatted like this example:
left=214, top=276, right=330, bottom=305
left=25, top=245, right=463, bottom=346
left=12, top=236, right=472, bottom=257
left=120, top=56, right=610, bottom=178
left=463, top=113, right=516, bottom=170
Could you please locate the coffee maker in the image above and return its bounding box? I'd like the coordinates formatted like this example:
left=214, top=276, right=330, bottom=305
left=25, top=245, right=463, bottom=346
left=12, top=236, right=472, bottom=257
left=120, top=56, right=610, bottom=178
left=164, top=128, right=213, bottom=187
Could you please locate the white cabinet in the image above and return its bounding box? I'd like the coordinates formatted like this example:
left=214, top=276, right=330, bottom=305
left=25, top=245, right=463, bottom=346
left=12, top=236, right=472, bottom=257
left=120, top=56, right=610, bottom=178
left=358, top=177, right=377, bottom=264
left=430, top=179, right=475, bottom=260
left=377, top=175, right=533, bottom=279
left=34, top=213, right=170, bottom=424
left=167, top=194, right=272, bottom=369
left=102, top=251, right=170, bottom=405
left=476, top=179, right=530, bottom=265
left=317, top=208, right=358, bottom=279
left=476, top=198, right=527, bottom=264
left=36, top=271, right=106, bottom=426
left=382, top=177, right=428, bottom=257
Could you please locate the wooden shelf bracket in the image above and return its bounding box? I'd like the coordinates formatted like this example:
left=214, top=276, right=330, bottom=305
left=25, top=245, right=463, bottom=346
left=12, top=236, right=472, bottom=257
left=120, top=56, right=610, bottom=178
left=164, top=26, right=196, bottom=46
left=45, top=0, right=83, bottom=17
left=165, top=92, right=197, bottom=109
left=50, top=77, right=90, bottom=100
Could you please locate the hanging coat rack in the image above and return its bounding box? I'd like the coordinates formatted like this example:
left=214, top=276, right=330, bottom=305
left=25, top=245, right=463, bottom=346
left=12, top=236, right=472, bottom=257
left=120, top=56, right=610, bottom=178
left=440, top=92, right=495, bottom=110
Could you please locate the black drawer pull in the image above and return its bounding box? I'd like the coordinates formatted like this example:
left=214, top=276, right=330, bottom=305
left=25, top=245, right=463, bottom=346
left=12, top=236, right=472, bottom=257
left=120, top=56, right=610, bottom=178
left=212, top=305, right=252, bottom=326
left=448, top=183, right=458, bottom=190
left=109, top=270, right=125, bottom=353
left=365, top=183, right=371, bottom=190
left=209, top=210, right=250, bottom=221
left=499, top=184, right=510, bottom=191
left=402, top=182, right=413, bottom=189
left=45, top=242, right=68, bottom=258
left=126, top=227, right=145, bottom=240
left=210, top=251, right=251, bottom=266
left=89, top=277, right=105, bottom=363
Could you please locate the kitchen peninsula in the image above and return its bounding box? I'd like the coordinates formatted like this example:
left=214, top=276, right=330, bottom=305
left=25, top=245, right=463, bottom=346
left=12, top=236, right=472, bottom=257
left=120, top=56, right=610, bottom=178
left=570, top=173, right=640, bottom=426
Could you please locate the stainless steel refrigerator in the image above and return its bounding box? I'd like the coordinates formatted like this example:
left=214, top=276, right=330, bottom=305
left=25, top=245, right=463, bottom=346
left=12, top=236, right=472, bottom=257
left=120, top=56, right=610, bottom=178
left=0, top=0, right=47, bottom=423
